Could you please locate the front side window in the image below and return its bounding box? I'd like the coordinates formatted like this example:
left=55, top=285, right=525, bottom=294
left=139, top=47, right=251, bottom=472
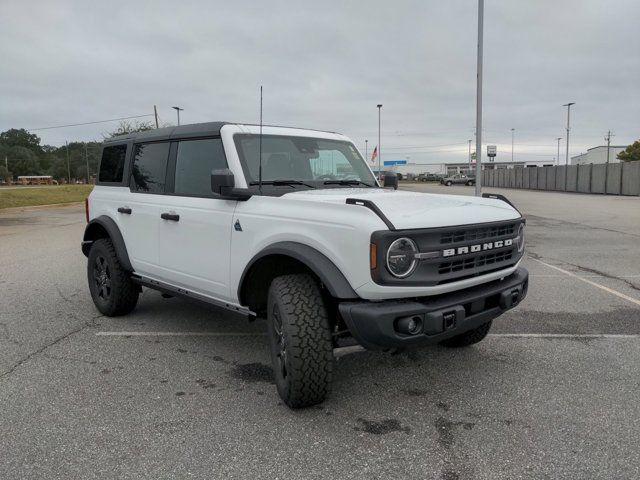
left=98, top=144, right=127, bottom=183
left=233, top=135, right=376, bottom=187
left=174, top=138, right=227, bottom=196
left=130, top=142, right=170, bottom=193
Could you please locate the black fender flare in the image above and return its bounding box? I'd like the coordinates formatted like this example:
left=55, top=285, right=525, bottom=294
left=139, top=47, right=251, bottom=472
left=238, top=242, right=359, bottom=300
left=81, top=216, right=133, bottom=272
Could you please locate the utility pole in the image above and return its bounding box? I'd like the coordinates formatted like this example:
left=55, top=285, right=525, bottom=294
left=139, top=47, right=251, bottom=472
left=511, top=128, right=515, bottom=162
left=154, top=105, right=159, bottom=128
left=605, top=130, right=614, bottom=164
left=172, top=106, right=184, bottom=126
left=365, top=139, right=368, bottom=161
left=377, top=104, right=383, bottom=177
left=563, top=102, right=575, bottom=190
left=604, top=130, right=614, bottom=193
left=474, top=0, right=484, bottom=196
left=65, top=141, right=71, bottom=184
left=556, top=137, right=562, bottom=165
left=468, top=139, right=472, bottom=172
left=85, top=143, right=90, bottom=183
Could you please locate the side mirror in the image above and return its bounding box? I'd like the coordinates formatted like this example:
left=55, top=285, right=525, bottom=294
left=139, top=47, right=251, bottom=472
left=211, top=168, right=235, bottom=195
left=383, top=172, right=398, bottom=190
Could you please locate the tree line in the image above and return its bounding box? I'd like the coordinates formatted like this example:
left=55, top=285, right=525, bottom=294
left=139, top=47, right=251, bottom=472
left=0, top=120, right=154, bottom=183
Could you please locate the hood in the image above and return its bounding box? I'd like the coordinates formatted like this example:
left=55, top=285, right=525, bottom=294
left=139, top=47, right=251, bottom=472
left=283, top=188, right=521, bottom=230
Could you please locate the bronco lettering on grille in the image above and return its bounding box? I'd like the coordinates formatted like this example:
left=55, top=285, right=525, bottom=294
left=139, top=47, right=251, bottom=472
left=443, top=238, right=513, bottom=257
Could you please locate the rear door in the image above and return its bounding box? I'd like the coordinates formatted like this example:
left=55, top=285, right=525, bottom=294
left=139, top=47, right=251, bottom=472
left=156, top=137, right=236, bottom=300
left=121, top=141, right=171, bottom=278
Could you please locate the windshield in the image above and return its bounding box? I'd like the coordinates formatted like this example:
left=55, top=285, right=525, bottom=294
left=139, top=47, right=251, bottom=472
left=234, top=134, right=377, bottom=187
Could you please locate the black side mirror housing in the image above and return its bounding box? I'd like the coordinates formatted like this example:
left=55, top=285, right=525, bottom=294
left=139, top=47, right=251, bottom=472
left=211, top=169, right=252, bottom=201
left=383, top=172, right=399, bottom=190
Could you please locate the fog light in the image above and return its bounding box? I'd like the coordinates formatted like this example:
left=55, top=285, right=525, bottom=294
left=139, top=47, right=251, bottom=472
left=396, top=315, right=424, bottom=335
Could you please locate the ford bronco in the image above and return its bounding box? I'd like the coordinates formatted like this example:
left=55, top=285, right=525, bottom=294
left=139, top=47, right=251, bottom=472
left=82, top=122, right=528, bottom=408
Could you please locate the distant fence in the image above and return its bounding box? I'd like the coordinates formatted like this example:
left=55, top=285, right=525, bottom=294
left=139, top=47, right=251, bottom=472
left=481, top=162, right=640, bottom=196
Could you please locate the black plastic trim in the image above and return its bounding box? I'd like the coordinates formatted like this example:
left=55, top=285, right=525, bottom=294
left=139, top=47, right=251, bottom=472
left=346, top=198, right=395, bottom=230
left=238, top=242, right=358, bottom=301
left=81, top=216, right=133, bottom=271
left=339, top=267, right=528, bottom=350
left=482, top=193, right=522, bottom=216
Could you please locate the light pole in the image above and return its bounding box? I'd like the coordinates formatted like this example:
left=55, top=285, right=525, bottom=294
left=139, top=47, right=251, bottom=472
left=468, top=139, right=472, bottom=172
left=563, top=102, right=575, bottom=190
left=474, top=0, right=484, bottom=196
left=377, top=104, right=382, bottom=177
left=556, top=137, right=562, bottom=165
left=511, top=128, right=515, bottom=162
left=85, top=144, right=90, bottom=183
left=172, top=106, right=184, bottom=126
left=365, top=139, right=368, bottom=162
left=65, top=141, right=71, bottom=184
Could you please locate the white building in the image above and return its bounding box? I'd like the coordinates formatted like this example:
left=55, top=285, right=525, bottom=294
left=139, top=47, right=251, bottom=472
left=571, top=145, right=627, bottom=165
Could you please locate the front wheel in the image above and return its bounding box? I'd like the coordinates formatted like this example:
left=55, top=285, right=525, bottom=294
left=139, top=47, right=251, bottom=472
left=440, top=321, right=492, bottom=347
left=466, top=180, right=475, bottom=186
left=446, top=181, right=452, bottom=186
left=267, top=274, right=334, bottom=408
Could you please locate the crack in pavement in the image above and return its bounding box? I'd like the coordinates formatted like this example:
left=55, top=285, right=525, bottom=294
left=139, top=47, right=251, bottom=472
left=0, top=314, right=104, bottom=381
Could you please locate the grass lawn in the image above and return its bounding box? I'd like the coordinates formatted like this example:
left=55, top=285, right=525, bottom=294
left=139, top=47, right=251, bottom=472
left=0, top=185, right=94, bottom=210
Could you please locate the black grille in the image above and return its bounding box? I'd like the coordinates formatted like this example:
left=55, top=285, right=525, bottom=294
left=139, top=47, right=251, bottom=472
left=438, top=249, right=514, bottom=275
left=440, top=223, right=516, bottom=245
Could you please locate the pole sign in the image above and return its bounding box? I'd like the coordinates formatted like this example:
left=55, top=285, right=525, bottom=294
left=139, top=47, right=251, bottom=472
left=487, top=145, right=497, bottom=161
left=383, top=160, right=407, bottom=166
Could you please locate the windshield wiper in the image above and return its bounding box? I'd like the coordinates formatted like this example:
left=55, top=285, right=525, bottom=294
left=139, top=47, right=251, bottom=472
left=323, top=180, right=374, bottom=187
left=249, top=180, right=315, bottom=188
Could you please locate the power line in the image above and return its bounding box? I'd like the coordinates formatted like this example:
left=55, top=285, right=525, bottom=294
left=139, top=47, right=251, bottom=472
left=27, top=114, right=155, bottom=132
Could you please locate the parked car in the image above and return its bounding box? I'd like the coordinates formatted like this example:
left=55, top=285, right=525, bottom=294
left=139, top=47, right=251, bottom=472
left=82, top=122, right=527, bottom=408
left=373, top=170, right=402, bottom=184
left=441, top=173, right=476, bottom=186
left=417, top=173, right=444, bottom=182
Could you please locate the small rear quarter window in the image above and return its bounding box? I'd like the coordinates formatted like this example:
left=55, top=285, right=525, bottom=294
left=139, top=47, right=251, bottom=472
left=99, top=145, right=127, bottom=183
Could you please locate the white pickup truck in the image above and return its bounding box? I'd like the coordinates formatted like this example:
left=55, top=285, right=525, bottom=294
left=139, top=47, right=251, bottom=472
left=82, top=122, right=528, bottom=408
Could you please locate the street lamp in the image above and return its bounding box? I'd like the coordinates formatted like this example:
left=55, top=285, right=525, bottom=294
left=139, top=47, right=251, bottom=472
left=172, top=106, right=184, bottom=126
left=365, top=139, right=368, bottom=162
left=563, top=102, right=575, bottom=190
left=511, top=128, right=515, bottom=162
left=468, top=139, right=472, bottom=171
left=474, top=0, right=484, bottom=196
left=556, top=137, right=562, bottom=165
left=377, top=104, right=382, bottom=178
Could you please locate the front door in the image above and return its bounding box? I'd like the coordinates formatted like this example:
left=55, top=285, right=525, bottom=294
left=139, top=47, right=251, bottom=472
left=156, top=137, right=236, bottom=301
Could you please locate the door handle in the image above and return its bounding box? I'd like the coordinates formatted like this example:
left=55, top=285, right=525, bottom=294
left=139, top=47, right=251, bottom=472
left=117, top=207, right=132, bottom=214
left=161, top=212, right=180, bottom=222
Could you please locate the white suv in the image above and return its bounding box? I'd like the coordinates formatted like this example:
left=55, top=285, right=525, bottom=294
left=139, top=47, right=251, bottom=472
left=82, top=122, right=528, bottom=408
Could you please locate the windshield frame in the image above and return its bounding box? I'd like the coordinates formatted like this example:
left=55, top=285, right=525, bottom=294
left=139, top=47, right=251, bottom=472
left=233, top=133, right=378, bottom=192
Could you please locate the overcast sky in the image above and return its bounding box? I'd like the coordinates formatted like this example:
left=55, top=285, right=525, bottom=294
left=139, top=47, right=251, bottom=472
left=1, top=0, right=638, bottom=166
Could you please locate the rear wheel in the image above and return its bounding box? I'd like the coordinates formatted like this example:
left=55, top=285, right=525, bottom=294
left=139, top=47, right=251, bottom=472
left=440, top=321, right=492, bottom=347
left=446, top=181, right=452, bottom=186
left=267, top=274, right=333, bottom=408
left=87, top=238, right=139, bottom=316
left=466, top=180, right=475, bottom=186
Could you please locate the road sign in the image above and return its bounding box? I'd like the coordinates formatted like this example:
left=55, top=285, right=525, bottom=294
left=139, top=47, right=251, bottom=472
left=383, top=160, right=407, bottom=166
left=487, top=145, right=497, bottom=157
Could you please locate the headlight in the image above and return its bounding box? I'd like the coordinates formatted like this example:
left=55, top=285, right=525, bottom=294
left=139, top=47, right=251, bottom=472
left=386, top=237, right=418, bottom=278
left=517, top=223, right=525, bottom=252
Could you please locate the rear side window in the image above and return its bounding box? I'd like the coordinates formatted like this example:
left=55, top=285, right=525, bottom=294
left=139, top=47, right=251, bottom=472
left=98, top=145, right=127, bottom=183
left=131, top=142, right=170, bottom=193
left=174, top=138, right=227, bottom=196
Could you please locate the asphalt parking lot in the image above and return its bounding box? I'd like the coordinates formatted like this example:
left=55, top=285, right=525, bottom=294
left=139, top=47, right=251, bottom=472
left=1, top=186, right=639, bottom=479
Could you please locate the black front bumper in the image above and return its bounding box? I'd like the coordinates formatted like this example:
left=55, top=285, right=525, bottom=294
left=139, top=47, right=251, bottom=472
left=338, top=267, right=528, bottom=350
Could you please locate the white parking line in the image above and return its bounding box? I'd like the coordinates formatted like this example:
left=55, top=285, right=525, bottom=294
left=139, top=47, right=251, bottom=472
left=95, top=331, right=265, bottom=337
left=531, top=258, right=640, bottom=307
left=490, top=333, right=640, bottom=339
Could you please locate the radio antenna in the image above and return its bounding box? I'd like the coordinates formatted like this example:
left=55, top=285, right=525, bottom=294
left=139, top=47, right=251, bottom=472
left=258, top=85, right=263, bottom=194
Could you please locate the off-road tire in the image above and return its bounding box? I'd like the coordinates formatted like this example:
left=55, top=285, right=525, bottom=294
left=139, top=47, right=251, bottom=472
left=88, top=238, right=139, bottom=316
left=446, top=181, right=452, bottom=186
left=440, top=321, right=492, bottom=348
left=267, top=273, right=333, bottom=408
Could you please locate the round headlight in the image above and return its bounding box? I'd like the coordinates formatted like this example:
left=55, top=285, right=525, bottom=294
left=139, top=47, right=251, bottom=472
left=386, top=237, right=419, bottom=278
left=517, top=223, right=525, bottom=252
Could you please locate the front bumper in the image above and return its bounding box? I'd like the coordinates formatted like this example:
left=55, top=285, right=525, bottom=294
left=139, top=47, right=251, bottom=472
left=338, top=267, right=528, bottom=350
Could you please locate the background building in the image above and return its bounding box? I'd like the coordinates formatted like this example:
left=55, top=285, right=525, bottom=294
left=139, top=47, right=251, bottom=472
left=571, top=145, right=627, bottom=165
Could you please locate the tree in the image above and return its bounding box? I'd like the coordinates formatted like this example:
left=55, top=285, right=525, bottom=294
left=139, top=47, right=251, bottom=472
left=0, top=128, right=42, bottom=152
left=617, top=140, right=640, bottom=162
left=5, top=146, right=41, bottom=177
left=0, top=165, right=11, bottom=183
left=107, top=120, right=155, bottom=138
